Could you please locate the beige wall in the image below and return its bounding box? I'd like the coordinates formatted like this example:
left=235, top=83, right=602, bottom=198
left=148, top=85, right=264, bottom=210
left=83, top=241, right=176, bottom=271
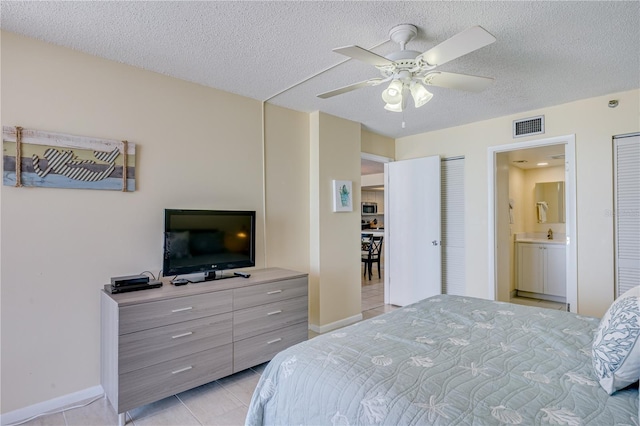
left=0, top=32, right=265, bottom=413
left=264, top=104, right=310, bottom=273
left=310, top=112, right=362, bottom=328
left=1, top=31, right=382, bottom=415
left=495, top=153, right=511, bottom=302
left=508, top=165, right=526, bottom=292
left=361, top=129, right=394, bottom=158
left=3, top=27, right=635, bottom=416
left=396, top=88, right=640, bottom=317
left=509, top=166, right=527, bottom=234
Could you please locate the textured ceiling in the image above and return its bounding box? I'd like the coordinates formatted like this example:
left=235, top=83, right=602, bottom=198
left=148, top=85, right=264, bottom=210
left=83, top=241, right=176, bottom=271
left=1, top=1, right=639, bottom=139
left=361, top=158, right=386, bottom=175
left=505, top=145, right=565, bottom=170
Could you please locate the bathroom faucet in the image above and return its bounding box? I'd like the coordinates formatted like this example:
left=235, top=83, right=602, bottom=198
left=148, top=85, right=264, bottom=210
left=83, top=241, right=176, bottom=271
left=547, top=228, right=553, bottom=240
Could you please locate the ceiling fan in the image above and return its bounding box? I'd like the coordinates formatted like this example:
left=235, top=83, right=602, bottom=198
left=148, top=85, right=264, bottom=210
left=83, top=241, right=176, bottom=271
left=317, top=24, right=496, bottom=112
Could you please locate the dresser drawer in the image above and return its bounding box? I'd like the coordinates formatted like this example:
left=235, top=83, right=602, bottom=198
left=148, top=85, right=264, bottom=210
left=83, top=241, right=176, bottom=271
left=118, top=344, right=232, bottom=413
left=119, top=290, right=232, bottom=335
left=233, top=323, right=308, bottom=372
left=233, top=296, right=307, bottom=341
left=119, top=313, right=232, bottom=374
left=233, top=277, right=307, bottom=310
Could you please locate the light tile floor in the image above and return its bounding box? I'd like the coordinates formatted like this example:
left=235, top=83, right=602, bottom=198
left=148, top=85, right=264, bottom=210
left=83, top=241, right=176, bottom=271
left=361, top=264, right=398, bottom=319
left=509, top=295, right=567, bottom=310
left=20, top=271, right=393, bottom=426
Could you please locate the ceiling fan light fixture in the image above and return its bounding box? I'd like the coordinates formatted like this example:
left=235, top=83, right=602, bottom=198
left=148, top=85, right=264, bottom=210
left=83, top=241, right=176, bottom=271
left=382, top=79, right=403, bottom=104
left=410, top=81, right=433, bottom=108
left=384, top=101, right=403, bottom=112
left=319, top=24, right=497, bottom=117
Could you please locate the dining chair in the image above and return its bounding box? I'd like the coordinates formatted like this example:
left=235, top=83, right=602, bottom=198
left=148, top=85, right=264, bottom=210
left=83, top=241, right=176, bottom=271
left=361, top=233, right=373, bottom=277
left=362, top=235, right=383, bottom=280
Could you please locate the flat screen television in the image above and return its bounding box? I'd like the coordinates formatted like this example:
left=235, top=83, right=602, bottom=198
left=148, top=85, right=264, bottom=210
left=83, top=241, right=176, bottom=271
left=163, top=209, right=255, bottom=281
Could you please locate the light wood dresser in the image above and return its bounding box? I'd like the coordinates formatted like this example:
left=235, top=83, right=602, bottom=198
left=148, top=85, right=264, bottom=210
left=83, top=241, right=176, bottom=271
left=100, top=268, right=308, bottom=425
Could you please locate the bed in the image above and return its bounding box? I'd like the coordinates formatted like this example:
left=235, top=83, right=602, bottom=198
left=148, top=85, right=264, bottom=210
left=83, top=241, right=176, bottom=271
left=246, top=294, right=639, bottom=425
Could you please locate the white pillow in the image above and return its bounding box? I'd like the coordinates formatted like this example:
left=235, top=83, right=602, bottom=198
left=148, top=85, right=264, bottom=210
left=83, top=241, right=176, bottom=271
left=592, top=286, right=640, bottom=394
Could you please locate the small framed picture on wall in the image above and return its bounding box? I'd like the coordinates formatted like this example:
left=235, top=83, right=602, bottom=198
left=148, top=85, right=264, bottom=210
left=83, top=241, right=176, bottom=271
left=332, top=180, right=353, bottom=212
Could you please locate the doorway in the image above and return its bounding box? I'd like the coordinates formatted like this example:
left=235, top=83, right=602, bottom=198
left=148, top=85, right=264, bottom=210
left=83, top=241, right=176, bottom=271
left=361, top=153, right=392, bottom=314
left=488, top=135, right=577, bottom=312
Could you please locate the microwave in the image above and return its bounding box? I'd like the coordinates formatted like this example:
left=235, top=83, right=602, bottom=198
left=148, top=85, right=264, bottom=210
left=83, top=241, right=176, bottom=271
left=361, top=202, right=378, bottom=215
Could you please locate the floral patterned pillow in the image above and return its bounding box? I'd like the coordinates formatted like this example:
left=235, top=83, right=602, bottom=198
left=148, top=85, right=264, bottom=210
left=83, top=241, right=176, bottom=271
left=592, top=286, right=640, bottom=394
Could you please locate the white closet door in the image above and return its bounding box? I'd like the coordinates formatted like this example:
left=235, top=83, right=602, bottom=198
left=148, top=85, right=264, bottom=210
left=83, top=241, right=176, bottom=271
left=385, top=156, right=441, bottom=306
left=614, top=133, right=640, bottom=297
left=441, top=157, right=465, bottom=295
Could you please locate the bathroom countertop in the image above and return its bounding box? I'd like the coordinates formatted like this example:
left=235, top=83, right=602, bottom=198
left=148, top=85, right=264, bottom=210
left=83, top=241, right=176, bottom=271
left=514, top=232, right=566, bottom=245
left=515, top=238, right=566, bottom=245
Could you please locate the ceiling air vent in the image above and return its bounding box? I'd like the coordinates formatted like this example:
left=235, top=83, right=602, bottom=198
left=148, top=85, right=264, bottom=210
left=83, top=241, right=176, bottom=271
left=513, top=115, right=544, bottom=138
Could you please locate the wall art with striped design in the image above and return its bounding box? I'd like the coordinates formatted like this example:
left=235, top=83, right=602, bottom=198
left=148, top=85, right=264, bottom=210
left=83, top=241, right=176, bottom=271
left=2, top=126, right=136, bottom=191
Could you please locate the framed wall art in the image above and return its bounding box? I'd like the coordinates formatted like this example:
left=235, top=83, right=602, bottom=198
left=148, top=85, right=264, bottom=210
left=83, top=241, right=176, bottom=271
left=3, top=126, right=136, bottom=191
left=332, top=179, right=352, bottom=212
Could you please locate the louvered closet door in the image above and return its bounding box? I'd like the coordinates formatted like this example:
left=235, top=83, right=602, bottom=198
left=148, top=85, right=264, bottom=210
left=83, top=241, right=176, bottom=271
left=441, top=157, right=465, bottom=295
left=614, top=133, right=640, bottom=297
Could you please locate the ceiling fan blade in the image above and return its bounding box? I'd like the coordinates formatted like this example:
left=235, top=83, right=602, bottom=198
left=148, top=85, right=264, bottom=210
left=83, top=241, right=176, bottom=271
left=424, top=71, right=494, bottom=92
left=317, top=79, right=382, bottom=99
left=333, top=45, right=394, bottom=67
left=420, top=26, right=496, bottom=67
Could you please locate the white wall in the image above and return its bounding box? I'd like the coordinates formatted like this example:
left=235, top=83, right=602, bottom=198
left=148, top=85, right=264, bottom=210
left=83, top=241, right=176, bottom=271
left=361, top=173, right=384, bottom=187
left=1, top=31, right=264, bottom=413
left=396, top=89, right=640, bottom=317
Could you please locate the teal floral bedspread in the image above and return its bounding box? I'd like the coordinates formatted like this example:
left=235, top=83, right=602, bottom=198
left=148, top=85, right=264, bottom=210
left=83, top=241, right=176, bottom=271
left=246, top=295, right=638, bottom=425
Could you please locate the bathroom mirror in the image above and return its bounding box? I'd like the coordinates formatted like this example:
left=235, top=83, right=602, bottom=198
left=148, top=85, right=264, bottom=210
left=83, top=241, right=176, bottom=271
left=535, top=181, right=565, bottom=223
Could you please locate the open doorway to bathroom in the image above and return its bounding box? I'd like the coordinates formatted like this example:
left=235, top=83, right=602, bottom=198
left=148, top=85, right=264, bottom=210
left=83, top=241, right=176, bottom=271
left=488, top=135, right=577, bottom=313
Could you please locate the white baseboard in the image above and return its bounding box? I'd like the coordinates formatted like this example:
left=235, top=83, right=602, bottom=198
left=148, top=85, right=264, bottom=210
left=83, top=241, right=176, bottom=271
left=309, top=313, right=363, bottom=334
left=1, top=385, right=104, bottom=426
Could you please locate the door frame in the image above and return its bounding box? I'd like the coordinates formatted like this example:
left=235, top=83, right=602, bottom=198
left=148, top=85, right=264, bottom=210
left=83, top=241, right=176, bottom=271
left=361, top=152, right=393, bottom=163
left=487, top=135, right=577, bottom=312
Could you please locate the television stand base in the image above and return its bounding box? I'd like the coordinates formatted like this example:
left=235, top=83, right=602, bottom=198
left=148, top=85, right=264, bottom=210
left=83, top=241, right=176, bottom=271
left=193, top=271, right=235, bottom=282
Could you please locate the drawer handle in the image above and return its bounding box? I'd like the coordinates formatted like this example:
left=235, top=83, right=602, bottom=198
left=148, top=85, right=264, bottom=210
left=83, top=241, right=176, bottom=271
left=171, top=332, right=193, bottom=339
left=267, top=338, right=282, bottom=344
left=267, top=310, right=282, bottom=316
left=171, top=307, right=193, bottom=313
left=267, top=290, right=282, bottom=295
left=171, top=366, right=193, bottom=374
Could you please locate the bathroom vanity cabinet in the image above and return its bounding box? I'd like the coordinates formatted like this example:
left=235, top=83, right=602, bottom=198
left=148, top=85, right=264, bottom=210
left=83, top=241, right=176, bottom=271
left=516, top=241, right=566, bottom=298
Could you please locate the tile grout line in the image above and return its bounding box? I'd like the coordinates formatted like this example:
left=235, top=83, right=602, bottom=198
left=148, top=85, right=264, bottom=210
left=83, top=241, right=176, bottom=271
left=215, top=377, right=253, bottom=408
left=174, top=394, right=203, bottom=426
